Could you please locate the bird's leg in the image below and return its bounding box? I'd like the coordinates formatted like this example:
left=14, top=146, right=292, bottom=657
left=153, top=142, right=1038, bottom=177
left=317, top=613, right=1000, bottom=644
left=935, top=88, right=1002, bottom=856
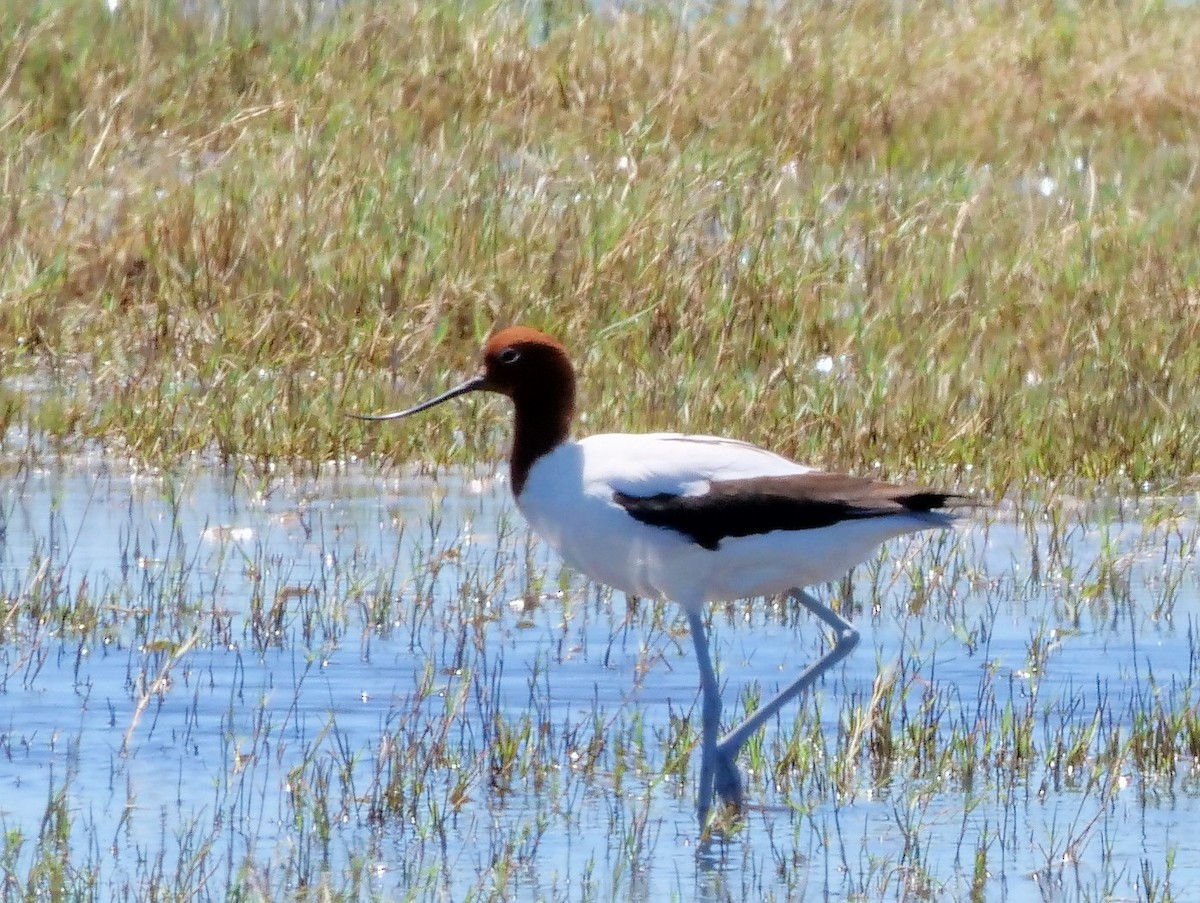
left=686, top=608, right=723, bottom=831
left=712, top=588, right=860, bottom=806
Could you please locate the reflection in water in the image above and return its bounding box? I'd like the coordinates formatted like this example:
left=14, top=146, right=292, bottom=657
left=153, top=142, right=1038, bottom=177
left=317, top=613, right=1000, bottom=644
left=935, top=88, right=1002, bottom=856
left=1, top=461, right=1199, bottom=899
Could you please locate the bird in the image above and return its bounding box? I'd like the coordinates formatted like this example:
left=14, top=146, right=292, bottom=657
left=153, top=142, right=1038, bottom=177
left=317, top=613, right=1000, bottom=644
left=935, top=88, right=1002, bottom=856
left=354, top=325, right=970, bottom=831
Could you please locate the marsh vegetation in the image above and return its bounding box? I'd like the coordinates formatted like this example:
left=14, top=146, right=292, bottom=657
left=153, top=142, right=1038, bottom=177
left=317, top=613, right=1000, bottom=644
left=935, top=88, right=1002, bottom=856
left=2, top=0, right=1200, bottom=899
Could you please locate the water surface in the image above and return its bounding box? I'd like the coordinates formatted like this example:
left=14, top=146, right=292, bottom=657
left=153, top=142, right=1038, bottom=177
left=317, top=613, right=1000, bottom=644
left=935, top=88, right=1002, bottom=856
left=2, top=461, right=1198, bottom=900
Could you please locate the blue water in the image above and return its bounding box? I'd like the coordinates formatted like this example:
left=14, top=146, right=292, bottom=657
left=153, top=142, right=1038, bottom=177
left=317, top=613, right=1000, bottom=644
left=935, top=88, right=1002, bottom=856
left=1, top=461, right=1198, bottom=900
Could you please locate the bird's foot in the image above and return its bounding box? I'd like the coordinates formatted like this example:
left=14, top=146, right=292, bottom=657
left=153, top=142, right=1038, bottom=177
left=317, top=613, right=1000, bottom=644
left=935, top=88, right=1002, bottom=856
left=696, top=749, right=716, bottom=832
left=712, top=744, right=744, bottom=811
left=697, top=748, right=746, bottom=834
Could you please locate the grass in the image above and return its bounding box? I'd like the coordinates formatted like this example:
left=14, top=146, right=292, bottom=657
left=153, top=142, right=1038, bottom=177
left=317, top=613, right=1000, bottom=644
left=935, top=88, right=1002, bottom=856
left=0, top=0, right=1199, bottom=492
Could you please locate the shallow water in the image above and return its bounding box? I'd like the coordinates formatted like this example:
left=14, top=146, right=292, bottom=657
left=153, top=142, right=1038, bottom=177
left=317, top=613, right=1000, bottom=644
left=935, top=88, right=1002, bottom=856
left=2, top=461, right=1198, bottom=901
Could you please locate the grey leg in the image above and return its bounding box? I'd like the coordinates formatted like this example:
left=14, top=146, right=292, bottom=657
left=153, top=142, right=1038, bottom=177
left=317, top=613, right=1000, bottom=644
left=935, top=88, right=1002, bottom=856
left=686, top=608, right=722, bottom=830
left=712, top=588, right=860, bottom=806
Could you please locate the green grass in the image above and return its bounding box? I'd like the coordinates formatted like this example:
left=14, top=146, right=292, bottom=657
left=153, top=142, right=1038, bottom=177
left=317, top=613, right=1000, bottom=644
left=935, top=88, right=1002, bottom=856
left=1, top=0, right=1199, bottom=492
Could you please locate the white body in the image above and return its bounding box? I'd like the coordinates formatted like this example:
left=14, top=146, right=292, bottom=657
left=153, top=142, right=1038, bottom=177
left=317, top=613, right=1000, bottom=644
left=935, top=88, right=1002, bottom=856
left=516, top=432, right=950, bottom=609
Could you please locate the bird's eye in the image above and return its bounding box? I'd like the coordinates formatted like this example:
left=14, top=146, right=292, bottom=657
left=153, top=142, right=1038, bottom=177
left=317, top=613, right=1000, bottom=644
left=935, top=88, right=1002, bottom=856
left=498, top=347, right=520, bottom=365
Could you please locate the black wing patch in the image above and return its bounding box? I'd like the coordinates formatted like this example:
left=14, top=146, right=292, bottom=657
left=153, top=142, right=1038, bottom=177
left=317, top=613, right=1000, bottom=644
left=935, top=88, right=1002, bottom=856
left=613, top=473, right=966, bottom=551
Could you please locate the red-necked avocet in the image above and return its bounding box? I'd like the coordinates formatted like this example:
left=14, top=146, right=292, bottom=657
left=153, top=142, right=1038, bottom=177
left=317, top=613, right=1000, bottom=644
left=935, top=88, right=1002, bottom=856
left=356, top=325, right=969, bottom=831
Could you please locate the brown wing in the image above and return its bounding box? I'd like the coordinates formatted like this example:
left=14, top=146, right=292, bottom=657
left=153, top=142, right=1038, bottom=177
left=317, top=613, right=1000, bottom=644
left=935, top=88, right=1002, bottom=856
left=613, top=473, right=968, bottom=551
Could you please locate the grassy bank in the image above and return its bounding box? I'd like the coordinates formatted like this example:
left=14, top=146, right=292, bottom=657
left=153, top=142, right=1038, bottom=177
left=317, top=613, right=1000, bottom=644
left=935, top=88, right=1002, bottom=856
left=1, top=0, right=1199, bottom=491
